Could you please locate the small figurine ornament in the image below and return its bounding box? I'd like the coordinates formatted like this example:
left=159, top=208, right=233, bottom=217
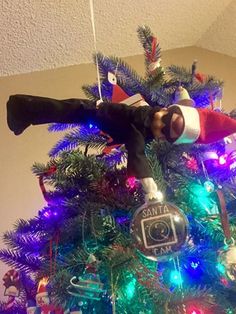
left=67, top=254, right=105, bottom=301
left=2, top=269, right=22, bottom=311
left=36, top=277, right=51, bottom=314
left=3, top=269, right=21, bottom=297
left=67, top=274, right=105, bottom=301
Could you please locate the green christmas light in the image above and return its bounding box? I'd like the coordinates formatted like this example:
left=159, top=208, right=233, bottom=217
left=125, top=277, right=136, bottom=300
left=216, top=262, right=226, bottom=275
left=170, top=270, right=183, bottom=286
left=190, top=183, right=215, bottom=215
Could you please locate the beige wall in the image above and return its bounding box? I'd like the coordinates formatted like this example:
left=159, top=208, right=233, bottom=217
left=0, top=46, right=236, bottom=299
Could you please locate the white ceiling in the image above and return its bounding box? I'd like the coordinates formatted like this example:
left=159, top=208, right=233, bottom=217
left=0, top=0, right=235, bottom=77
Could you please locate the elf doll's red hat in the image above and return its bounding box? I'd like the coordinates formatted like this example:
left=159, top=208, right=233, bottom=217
left=171, top=105, right=236, bottom=144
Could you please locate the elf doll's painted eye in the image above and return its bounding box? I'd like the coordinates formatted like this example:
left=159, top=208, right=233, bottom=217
left=108, top=72, right=117, bottom=85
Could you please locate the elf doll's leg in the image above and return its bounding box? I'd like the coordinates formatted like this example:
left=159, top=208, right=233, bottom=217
left=7, top=95, right=97, bottom=135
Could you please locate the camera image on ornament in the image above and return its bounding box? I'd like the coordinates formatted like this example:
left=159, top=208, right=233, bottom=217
left=141, top=213, right=178, bottom=249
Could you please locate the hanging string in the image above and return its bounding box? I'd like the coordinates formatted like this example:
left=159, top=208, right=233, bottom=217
left=201, top=159, right=209, bottom=180
left=176, top=257, right=187, bottom=314
left=49, top=231, right=60, bottom=276
left=49, top=238, right=53, bottom=276
left=111, top=268, right=116, bottom=314
left=173, top=256, right=186, bottom=314
left=89, top=0, right=103, bottom=102
left=209, top=93, right=214, bottom=110
left=82, top=209, right=98, bottom=256
left=111, top=268, right=120, bottom=314
left=114, top=61, right=119, bottom=76
left=53, top=230, right=60, bottom=274
left=82, top=211, right=89, bottom=255
left=216, top=190, right=232, bottom=241
left=91, top=211, right=98, bottom=249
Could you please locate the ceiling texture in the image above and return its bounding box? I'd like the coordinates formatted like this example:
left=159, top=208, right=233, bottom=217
left=0, top=0, right=235, bottom=77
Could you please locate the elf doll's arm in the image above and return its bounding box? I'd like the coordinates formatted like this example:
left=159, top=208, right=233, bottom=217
left=125, top=124, right=162, bottom=202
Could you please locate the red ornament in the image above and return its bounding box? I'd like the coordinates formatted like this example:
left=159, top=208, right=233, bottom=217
left=186, top=157, right=198, bottom=171
left=195, top=72, right=206, bottom=83
left=183, top=153, right=198, bottom=172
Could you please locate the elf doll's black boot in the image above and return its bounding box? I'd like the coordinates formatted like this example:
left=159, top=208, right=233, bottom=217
left=7, top=95, right=97, bottom=135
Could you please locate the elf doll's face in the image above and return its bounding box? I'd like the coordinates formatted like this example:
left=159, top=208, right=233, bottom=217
left=151, top=108, right=184, bottom=142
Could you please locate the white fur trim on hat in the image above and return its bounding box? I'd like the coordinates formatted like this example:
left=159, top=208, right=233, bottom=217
left=170, top=105, right=201, bottom=144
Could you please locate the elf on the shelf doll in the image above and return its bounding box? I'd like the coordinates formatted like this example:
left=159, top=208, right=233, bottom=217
left=6, top=82, right=236, bottom=202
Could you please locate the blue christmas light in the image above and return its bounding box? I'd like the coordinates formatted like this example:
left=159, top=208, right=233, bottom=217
left=190, top=260, right=200, bottom=270
left=184, top=258, right=203, bottom=279
left=87, top=122, right=98, bottom=130
left=38, top=207, right=60, bottom=219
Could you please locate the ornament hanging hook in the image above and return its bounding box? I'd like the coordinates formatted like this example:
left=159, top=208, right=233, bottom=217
left=224, top=237, right=235, bottom=247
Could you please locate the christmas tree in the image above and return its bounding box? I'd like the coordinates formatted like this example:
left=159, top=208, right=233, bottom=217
left=1, top=26, right=236, bottom=314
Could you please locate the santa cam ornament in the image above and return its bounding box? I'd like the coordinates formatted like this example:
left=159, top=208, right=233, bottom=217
left=130, top=202, right=188, bottom=260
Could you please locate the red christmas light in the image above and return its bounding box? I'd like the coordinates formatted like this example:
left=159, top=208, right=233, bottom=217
left=126, top=177, right=137, bottom=189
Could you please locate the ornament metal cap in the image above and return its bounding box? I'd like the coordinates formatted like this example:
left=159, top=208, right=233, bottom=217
left=174, top=86, right=195, bottom=107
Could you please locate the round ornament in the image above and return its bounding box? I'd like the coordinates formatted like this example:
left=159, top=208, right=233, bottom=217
left=204, top=180, right=215, bottom=193
left=218, top=244, right=236, bottom=284
left=130, top=202, right=188, bottom=261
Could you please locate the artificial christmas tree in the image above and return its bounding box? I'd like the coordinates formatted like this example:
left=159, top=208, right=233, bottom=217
left=1, top=25, right=236, bottom=313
